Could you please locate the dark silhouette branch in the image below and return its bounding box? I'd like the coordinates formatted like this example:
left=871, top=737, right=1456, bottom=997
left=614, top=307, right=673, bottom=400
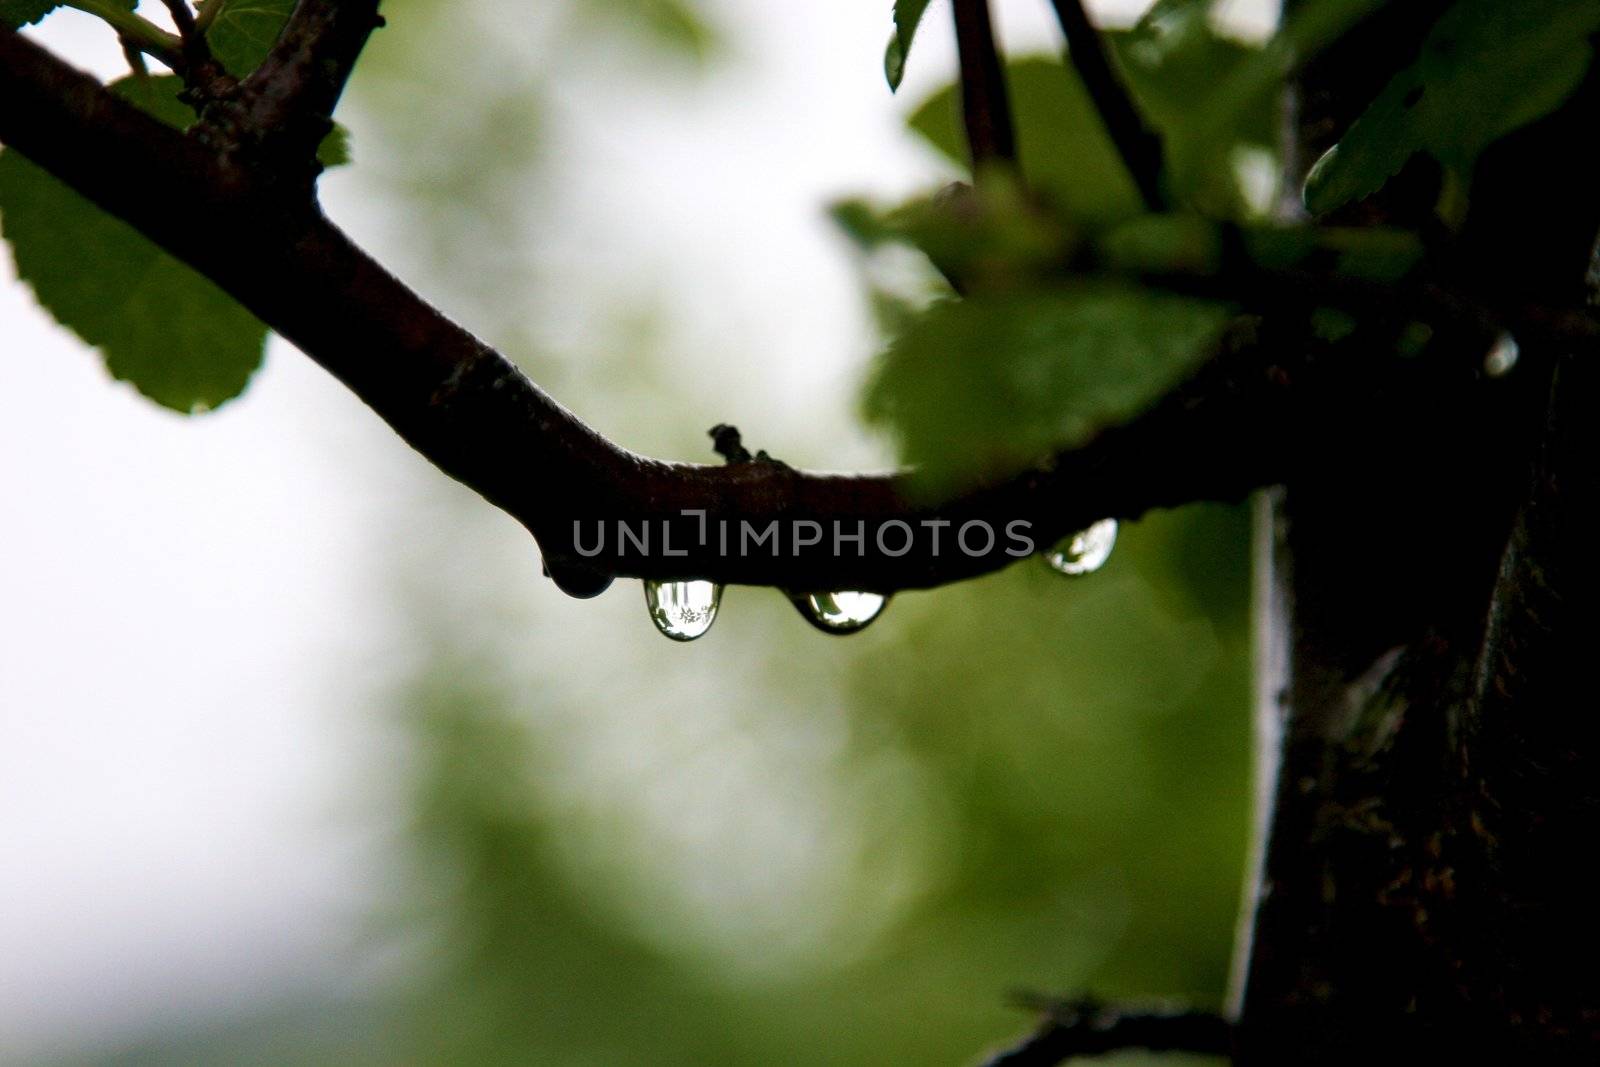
left=233, top=0, right=383, bottom=168
left=979, top=998, right=1231, bottom=1065
left=5, top=21, right=1547, bottom=596
left=159, top=0, right=197, bottom=42
left=1047, top=0, right=1166, bottom=211
left=951, top=0, right=1016, bottom=171
left=0, top=24, right=1296, bottom=593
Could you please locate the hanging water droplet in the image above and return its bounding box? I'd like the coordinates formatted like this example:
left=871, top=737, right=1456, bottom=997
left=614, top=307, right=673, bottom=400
left=644, top=579, right=721, bottom=641
left=791, top=591, right=887, bottom=635
left=1044, top=519, right=1118, bottom=576
left=544, top=557, right=614, bottom=599
left=1483, top=331, right=1519, bottom=378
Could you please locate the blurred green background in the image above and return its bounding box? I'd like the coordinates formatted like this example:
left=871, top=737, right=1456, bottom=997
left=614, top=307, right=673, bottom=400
left=2, top=0, right=1257, bottom=1063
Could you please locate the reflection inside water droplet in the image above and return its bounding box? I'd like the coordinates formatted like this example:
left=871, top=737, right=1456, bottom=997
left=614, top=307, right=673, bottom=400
left=1044, top=519, right=1118, bottom=576
left=1484, top=332, right=1520, bottom=378
left=644, top=579, right=721, bottom=641
left=791, top=591, right=888, bottom=635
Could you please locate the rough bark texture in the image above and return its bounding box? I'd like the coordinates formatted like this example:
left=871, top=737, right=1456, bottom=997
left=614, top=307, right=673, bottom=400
left=1234, top=5, right=1600, bottom=1060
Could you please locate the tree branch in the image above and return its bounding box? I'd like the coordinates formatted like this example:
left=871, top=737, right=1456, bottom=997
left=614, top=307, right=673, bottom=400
left=979, top=998, right=1231, bottom=1064
left=1047, top=0, right=1166, bottom=211
left=233, top=0, right=382, bottom=166
left=951, top=0, right=1017, bottom=172
left=6, top=26, right=1491, bottom=598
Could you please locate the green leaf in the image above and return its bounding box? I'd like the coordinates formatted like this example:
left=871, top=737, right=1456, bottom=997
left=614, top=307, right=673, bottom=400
left=863, top=284, right=1231, bottom=492
left=884, top=0, right=933, bottom=92
left=1303, top=0, right=1600, bottom=215
left=573, top=0, right=717, bottom=60
left=2, top=0, right=60, bottom=29
left=0, top=75, right=268, bottom=413
left=908, top=22, right=1280, bottom=225
left=1111, top=10, right=1280, bottom=216
left=1195, top=0, right=1384, bottom=147
left=317, top=122, right=351, bottom=168
left=910, top=59, right=1146, bottom=223
left=115, top=72, right=203, bottom=128
left=198, top=0, right=294, bottom=77
left=832, top=177, right=1075, bottom=288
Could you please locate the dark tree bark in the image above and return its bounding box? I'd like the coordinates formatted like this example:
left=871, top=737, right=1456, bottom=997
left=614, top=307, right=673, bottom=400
left=1233, top=5, right=1600, bottom=1060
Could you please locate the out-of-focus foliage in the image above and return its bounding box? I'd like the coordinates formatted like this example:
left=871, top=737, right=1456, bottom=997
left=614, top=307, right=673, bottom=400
left=1302, top=0, right=1600, bottom=215
left=857, top=4, right=1283, bottom=493
left=571, top=0, right=717, bottom=61
left=863, top=284, right=1232, bottom=493
left=373, top=505, right=1251, bottom=1067
left=908, top=22, right=1278, bottom=219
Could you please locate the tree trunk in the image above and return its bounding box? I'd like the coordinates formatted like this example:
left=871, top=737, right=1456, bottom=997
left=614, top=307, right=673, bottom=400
left=1231, top=6, right=1600, bottom=1060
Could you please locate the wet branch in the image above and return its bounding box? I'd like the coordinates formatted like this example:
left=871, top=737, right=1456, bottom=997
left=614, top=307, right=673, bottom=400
left=951, top=0, right=1016, bottom=171
left=4, top=23, right=1556, bottom=596
left=1047, top=0, right=1166, bottom=210
left=980, top=998, right=1231, bottom=1065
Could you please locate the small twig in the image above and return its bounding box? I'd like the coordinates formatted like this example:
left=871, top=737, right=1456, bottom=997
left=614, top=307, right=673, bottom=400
left=236, top=0, right=383, bottom=167
left=155, top=0, right=233, bottom=101
left=64, top=0, right=184, bottom=69
left=160, top=0, right=198, bottom=41
left=192, top=0, right=221, bottom=35
left=979, top=997, right=1231, bottom=1065
left=119, top=35, right=149, bottom=76
left=708, top=424, right=752, bottom=464
left=1047, top=0, right=1167, bottom=211
left=951, top=0, right=1017, bottom=173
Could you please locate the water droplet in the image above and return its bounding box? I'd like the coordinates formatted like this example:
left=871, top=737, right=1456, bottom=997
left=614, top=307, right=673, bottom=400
left=1044, top=519, right=1118, bottom=576
left=1483, top=332, right=1519, bottom=378
left=644, top=579, right=721, bottom=641
left=544, top=558, right=614, bottom=599
left=791, top=591, right=887, bottom=635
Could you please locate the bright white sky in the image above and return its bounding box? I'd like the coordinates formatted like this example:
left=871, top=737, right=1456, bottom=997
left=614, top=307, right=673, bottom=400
left=0, top=0, right=1272, bottom=1059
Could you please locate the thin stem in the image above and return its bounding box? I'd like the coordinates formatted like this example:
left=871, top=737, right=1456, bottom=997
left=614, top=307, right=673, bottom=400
left=193, top=0, right=221, bottom=35
left=951, top=0, right=1017, bottom=173
left=65, top=0, right=183, bottom=69
left=235, top=0, right=382, bottom=168
left=160, top=0, right=197, bottom=41
left=1047, top=0, right=1167, bottom=211
left=119, top=35, right=150, bottom=76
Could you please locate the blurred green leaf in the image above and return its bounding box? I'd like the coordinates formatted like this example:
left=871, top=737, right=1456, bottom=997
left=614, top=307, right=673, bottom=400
left=908, top=21, right=1280, bottom=225
left=1302, top=0, right=1600, bottom=215
left=863, top=284, right=1231, bottom=491
left=114, top=71, right=203, bottom=127
left=574, top=0, right=717, bottom=60
left=884, top=0, right=933, bottom=92
left=1099, top=213, right=1223, bottom=275
left=0, top=75, right=267, bottom=413
left=197, top=0, right=294, bottom=76
left=1195, top=0, right=1384, bottom=150
left=832, top=178, right=1075, bottom=287
left=317, top=121, right=352, bottom=167
left=1111, top=9, right=1280, bottom=217
left=1, top=0, right=60, bottom=28
left=911, top=59, right=1145, bottom=223
left=1240, top=223, right=1424, bottom=282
